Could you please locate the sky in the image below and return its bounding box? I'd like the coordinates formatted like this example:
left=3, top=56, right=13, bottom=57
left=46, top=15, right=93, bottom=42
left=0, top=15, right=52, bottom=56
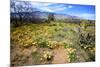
left=30, top=2, right=95, bottom=20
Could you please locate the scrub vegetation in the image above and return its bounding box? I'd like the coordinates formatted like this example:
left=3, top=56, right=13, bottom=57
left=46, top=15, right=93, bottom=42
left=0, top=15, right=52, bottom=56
left=11, top=20, right=95, bottom=66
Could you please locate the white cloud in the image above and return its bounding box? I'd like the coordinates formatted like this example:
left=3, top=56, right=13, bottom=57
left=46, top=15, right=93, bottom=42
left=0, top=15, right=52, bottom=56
left=30, top=2, right=71, bottom=13
left=41, top=7, right=54, bottom=12
left=31, top=2, right=40, bottom=6
left=31, top=3, right=67, bottom=12
left=31, top=2, right=52, bottom=7
left=68, top=5, right=73, bottom=8
left=48, top=7, right=66, bottom=11
left=43, top=3, right=52, bottom=6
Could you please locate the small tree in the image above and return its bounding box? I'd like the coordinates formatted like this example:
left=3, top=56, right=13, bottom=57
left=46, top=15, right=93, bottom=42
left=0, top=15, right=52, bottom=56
left=48, top=13, right=55, bottom=23
left=10, top=0, right=33, bottom=26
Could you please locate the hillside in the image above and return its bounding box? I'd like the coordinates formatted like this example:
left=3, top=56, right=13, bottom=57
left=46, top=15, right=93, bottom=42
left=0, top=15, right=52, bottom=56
left=11, top=21, right=95, bottom=66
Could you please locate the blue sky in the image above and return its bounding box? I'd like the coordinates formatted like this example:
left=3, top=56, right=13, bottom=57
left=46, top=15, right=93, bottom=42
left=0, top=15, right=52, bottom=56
left=31, top=2, right=95, bottom=20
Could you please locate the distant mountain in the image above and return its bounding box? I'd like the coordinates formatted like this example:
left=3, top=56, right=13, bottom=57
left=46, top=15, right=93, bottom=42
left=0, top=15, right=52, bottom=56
left=11, top=11, right=87, bottom=22
left=31, top=11, right=82, bottom=20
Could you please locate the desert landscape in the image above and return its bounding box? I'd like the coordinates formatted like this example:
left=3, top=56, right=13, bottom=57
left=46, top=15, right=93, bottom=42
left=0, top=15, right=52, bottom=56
left=10, top=0, right=95, bottom=66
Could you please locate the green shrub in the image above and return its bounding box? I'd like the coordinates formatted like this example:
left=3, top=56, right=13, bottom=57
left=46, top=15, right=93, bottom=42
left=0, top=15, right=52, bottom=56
left=36, top=37, right=50, bottom=48
left=69, top=52, right=77, bottom=62
left=38, top=40, right=47, bottom=48
left=32, top=51, right=44, bottom=64
left=64, top=43, right=69, bottom=49
left=79, top=33, right=95, bottom=49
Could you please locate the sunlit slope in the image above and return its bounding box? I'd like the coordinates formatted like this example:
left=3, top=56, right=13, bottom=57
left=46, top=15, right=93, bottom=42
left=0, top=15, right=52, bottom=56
left=11, top=21, right=95, bottom=65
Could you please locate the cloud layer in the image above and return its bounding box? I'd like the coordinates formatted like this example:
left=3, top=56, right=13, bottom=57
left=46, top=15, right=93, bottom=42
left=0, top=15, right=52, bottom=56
left=31, top=2, right=95, bottom=20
